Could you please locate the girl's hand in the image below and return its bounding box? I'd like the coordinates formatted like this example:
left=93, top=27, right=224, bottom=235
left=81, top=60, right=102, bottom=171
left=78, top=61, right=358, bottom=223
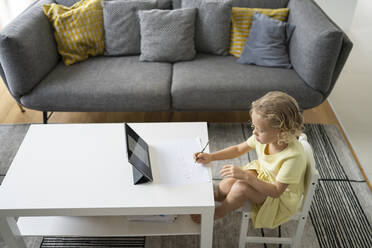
left=194, top=152, right=212, bottom=164
left=220, top=165, right=247, bottom=180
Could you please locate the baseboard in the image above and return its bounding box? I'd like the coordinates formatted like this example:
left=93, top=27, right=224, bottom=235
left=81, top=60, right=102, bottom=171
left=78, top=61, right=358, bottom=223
left=328, top=100, right=372, bottom=191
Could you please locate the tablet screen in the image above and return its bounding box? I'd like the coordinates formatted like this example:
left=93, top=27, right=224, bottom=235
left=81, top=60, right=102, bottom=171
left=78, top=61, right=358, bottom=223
left=127, top=134, right=150, bottom=168
left=124, top=124, right=153, bottom=181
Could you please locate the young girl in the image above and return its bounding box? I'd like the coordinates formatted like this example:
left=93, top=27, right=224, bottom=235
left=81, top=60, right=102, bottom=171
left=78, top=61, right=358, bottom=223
left=193, top=91, right=307, bottom=229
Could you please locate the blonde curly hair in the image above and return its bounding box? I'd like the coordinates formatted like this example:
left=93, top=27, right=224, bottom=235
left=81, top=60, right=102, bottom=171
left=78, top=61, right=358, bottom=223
left=250, top=91, right=304, bottom=144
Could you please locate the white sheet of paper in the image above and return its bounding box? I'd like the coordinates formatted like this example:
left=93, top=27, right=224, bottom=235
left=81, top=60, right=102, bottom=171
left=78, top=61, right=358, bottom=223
left=153, top=137, right=210, bottom=185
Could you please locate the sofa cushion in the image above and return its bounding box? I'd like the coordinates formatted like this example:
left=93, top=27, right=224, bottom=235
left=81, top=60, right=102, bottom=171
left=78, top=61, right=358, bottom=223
left=230, top=7, right=289, bottom=57
left=237, top=12, right=294, bottom=68
left=0, top=0, right=59, bottom=98
left=138, top=8, right=197, bottom=62
left=172, top=54, right=323, bottom=111
left=20, top=56, right=172, bottom=111
left=182, top=0, right=232, bottom=56
left=43, top=0, right=105, bottom=66
left=102, top=0, right=156, bottom=56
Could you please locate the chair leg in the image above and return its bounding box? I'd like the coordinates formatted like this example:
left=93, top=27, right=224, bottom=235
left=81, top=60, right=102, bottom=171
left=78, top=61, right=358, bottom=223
left=292, top=215, right=307, bottom=248
left=239, top=212, right=250, bottom=248
left=17, top=103, right=25, bottom=113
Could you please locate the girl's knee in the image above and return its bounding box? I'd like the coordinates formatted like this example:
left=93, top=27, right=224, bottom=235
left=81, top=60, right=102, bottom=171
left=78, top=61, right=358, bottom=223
left=231, top=180, right=251, bottom=196
left=231, top=180, right=266, bottom=204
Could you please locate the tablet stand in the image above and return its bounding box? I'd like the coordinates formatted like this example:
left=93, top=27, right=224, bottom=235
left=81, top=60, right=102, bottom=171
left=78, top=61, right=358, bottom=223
left=132, top=166, right=151, bottom=185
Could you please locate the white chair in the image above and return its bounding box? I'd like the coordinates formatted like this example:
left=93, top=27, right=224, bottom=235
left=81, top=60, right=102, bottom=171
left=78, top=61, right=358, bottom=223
left=238, top=134, right=319, bottom=248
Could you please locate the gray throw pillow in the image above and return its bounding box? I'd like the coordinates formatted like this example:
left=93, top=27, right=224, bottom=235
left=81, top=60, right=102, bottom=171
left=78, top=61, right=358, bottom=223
left=138, top=8, right=197, bottom=62
left=102, top=0, right=156, bottom=56
left=237, top=12, right=295, bottom=69
left=182, top=0, right=232, bottom=56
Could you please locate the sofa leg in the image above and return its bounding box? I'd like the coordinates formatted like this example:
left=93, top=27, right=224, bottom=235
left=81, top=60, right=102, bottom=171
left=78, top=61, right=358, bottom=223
left=42, top=111, right=54, bottom=124
left=17, top=103, right=25, bottom=113
left=43, top=111, right=48, bottom=124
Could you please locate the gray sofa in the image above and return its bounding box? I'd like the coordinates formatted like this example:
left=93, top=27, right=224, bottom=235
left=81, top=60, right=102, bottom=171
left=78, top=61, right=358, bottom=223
left=0, top=0, right=352, bottom=123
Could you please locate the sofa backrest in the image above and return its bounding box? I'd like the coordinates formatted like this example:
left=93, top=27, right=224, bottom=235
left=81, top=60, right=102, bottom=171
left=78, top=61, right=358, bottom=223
left=54, top=0, right=79, bottom=7
left=173, top=0, right=288, bottom=9
left=232, top=0, right=288, bottom=8
left=55, top=0, right=173, bottom=9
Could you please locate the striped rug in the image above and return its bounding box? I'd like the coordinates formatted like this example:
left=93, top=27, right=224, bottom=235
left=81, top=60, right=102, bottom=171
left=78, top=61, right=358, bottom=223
left=305, top=125, right=371, bottom=248
left=40, top=237, right=145, bottom=248
left=0, top=123, right=371, bottom=248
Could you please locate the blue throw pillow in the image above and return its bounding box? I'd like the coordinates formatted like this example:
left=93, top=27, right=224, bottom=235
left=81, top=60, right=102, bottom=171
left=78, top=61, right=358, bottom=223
left=237, top=12, right=295, bottom=69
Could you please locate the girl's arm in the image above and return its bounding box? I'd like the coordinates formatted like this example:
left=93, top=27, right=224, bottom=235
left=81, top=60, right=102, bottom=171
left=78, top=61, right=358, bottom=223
left=211, top=142, right=253, bottom=160
left=195, top=142, right=253, bottom=164
left=244, top=174, right=288, bottom=198
left=220, top=165, right=288, bottom=198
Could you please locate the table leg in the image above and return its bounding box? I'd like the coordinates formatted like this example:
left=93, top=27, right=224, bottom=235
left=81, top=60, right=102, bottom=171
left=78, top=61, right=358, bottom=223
left=0, top=217, right=27, bottom=248
left=200, top=210, right=214, bottom=248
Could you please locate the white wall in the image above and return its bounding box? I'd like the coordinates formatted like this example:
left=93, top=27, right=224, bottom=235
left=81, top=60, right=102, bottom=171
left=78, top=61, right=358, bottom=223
left=315, top=0, right=372, bottom=183
left=0, top=0, right=34, bottom=27
left=315, top=0, right=357, bottom=32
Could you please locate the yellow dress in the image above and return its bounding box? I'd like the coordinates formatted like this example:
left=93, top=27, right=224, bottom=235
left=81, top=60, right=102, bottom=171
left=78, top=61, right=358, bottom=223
left=241, top=135, right=307, bottom=229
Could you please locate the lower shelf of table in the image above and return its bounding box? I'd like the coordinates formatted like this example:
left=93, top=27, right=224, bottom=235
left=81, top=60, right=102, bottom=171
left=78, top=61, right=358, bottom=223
left=17, top=215, right=200, bottom=236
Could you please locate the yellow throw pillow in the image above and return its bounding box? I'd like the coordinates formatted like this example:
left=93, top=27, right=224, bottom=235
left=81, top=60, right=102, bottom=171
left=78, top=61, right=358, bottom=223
left=229, top=7, right=289, bottom=58
left=43, top=0, right=104, bottom=66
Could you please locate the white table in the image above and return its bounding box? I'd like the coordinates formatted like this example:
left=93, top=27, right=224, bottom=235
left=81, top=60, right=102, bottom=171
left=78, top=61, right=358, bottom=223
left=0, top=123, right=214, bottom=248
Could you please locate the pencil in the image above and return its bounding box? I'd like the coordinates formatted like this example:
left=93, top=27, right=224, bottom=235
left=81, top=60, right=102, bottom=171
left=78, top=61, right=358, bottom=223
left=195, top=140, right=209, bottom=162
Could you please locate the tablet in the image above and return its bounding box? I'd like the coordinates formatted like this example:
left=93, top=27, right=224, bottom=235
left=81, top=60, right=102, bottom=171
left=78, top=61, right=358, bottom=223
left=124, top=124, right=153, bottom=184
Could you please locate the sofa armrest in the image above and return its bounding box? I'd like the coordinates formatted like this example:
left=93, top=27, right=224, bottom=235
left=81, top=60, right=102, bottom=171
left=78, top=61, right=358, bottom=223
left=287, top=0, right=352, bottom=96
left=0, top=0, right=60, bottom=99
